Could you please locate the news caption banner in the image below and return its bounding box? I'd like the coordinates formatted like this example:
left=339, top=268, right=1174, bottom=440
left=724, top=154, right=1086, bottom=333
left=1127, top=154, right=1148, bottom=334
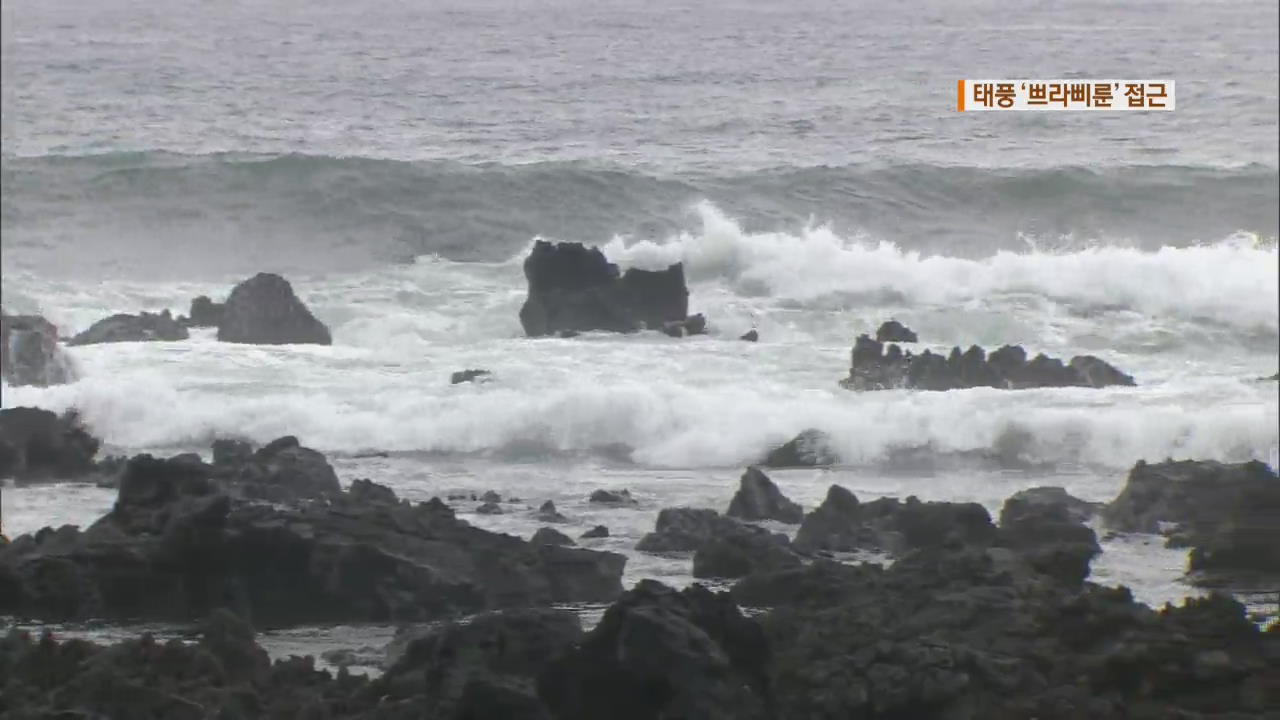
left=958, top=80, right=1175, bottom=111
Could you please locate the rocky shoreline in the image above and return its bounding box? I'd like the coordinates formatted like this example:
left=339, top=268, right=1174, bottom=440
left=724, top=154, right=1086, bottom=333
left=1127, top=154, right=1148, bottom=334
left=2, top=409, right=1277, bottom=718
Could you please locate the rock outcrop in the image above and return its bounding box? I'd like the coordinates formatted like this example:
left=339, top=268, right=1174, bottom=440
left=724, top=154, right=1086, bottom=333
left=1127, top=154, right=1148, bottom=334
left=792, top=485, right=998, bottom=556
left=216, top=273, right=331, bottom=345
left=840, top=334, right=1136, bottom=391
left=733, top=547, right=1278, bottom=719
left=184, top=295, right=225, bottom=327
left=538, top=581, right=774, bottom=720
left=0, top=310, right=74, bottom=387
left=68, top=310, right=188, bottom=346
left=875, top=319, right=917, bottom=343
left=518, top=240, right=704, bottom=337
left=1104, top=459, right=1280, bottom=588
left=637, top=507, right=799, bottom=579
left=761, top=428, right=836, bottom=467
left=0, top=407, right=100, bottom=482
left=589, top=488, right=637, bottom=505
left=0, top=443, right=626, bottom=625
left=727, top=467, right=803, bottom=524
left=998, top=486, right=1102, bottom=585
left=740, top=329, right=759, bottom=342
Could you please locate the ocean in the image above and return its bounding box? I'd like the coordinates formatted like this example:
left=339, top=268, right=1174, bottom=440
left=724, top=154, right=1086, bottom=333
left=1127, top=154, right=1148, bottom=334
left=2, top=0, right=1278, bottom=659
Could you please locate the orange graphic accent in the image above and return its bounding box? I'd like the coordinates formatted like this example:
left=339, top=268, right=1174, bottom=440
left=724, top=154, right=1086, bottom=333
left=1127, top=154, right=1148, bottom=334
left=957, top=79, right=965, bottom=112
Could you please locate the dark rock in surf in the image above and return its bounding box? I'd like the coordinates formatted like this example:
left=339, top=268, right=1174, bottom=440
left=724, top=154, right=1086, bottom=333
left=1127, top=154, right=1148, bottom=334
left=792, top=484, right=997, bottom=556
left=875, top=319, right=918, bottom=343
left=535, top=500, right=567, bottom=523
left=538, top=581, right=774, bottom=720
left=761, top=428, right=836, bottom=467
left=184, top=295, right=225, bottom=327
left=581, top=525, right=609, bottom=539
left=740, top=329, right=759, bottom=342
left=0, top=310, right=75, bottom=387
left=588, top=488, right=637, bottom=505
left=532, top=527, right=575, bottom=546
left=727, top=467, right=803, bottom=524
left=841, top=334, right=1135, bottom=391
left=477, top=501, right=505, bottom=515
left=481, top=490, right=503, bottom=503
left=661, top=313, right=707, bottom=338
left=1104, top=459, right=1280, bottom=588
left=517, top=240, right=703, bottom=337
left=451, top=368, right=492, bottom=384
left=68, top=310, right=188, bottom=346
left=1001, top=486, right=1100, bottom=526
left=636, top=507, right=798, bottom=579
left=0, top=448, right=626, bottom=624
left=0, top=407, right=100, bottom=482
left=217, top=273, right=331, bottom=345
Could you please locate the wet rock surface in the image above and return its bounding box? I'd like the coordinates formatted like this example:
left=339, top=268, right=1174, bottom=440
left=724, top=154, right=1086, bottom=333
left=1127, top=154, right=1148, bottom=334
left=637, top=507, right=799, bottom=579
left=841, top=334, right=1136, bottom=391
left=0, top=441, right=626, bottom=625
left=451, top=368, right=492, bottom=384
left=0, top=407, right=100, bottom=483
left=68, top=309, right=188, bottom=345
left=874, top=319, right=917, bottom=343
left=518, top=240, right=704, bottom=337
left=726, top=467, right=803, bottom=524
left=760, top=428, right=836, bottom=467
left=184, top=295, right=225, bottom=327
left=0, top=310, right=75, bottom=387
left=1105, top=459, right=1280, bottom=588
left=217, top=272, right=332, bottom=345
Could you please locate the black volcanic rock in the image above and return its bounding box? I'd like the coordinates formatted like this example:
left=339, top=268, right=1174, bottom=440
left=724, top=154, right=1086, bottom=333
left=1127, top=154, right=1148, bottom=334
left=517, top=240, right=703, bottom=337
left=998, top=487, right=1102, bottom=585
left=740, top=329, right=759, bottom=342
left=538, top=581, right=774, bottom=720
left=535, top=500, right=567, bottom=523
left=841, top=334, right=1135, bottom=391
left=761, top=428, right=836, bottom=467
left=875, top=319, right=918, bottom=343
left=217, top=273, right=331, bottom=345
left=589, top=489, right=637, bottom=505
left=451, top=368, right=492, bottom=384
left=0, top=446, right=626, bottom=625
left=581, top=525, right=609, bottom=539
left=0, top=407, right=100, bottom=482
left=532, top=527, right=575, bottom=546
left=185, top=295, right=225, bottom=327
left=0, top=310, right=75, bottom=387
left=727, top=467, right=803, bottom=524
left=793, top=485, right=997, bottom=556
left=637, top=507, right=798, bottom=579
left=1104, top=459, right=1280, bottom=588
left=68, top=310, right=188, bottom=346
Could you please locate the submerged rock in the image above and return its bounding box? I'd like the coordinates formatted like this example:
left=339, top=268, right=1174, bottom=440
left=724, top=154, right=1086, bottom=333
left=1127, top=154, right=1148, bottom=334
left=740, top=329, right=759, bottom=342
left=0, top=447, right=626, bottom=625
left=841, top=334, right=1136, bottom=391
left=588, top=488, right=637, bottom=505
left=580, top=525, right=609, bottom=539
left=1104, top=459, right=1280, bottom=588
left=0, top=311, right=75, bottom=387
left=517, top=240, right=704, bottom=337
left=726, top=467, right=803, bottom=524
left=535, top=500, right=567, bottom=523
left=761, top=429, right=836, bottom=467
left=874, top=319, right=918, bottom=343
left=217, top=273, right=331, bottom=345
left=451, top=368, right=492, bottom=384
left=68, top=310, right=188, bottom=346
left=0, top=407, right=100, bottom=482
